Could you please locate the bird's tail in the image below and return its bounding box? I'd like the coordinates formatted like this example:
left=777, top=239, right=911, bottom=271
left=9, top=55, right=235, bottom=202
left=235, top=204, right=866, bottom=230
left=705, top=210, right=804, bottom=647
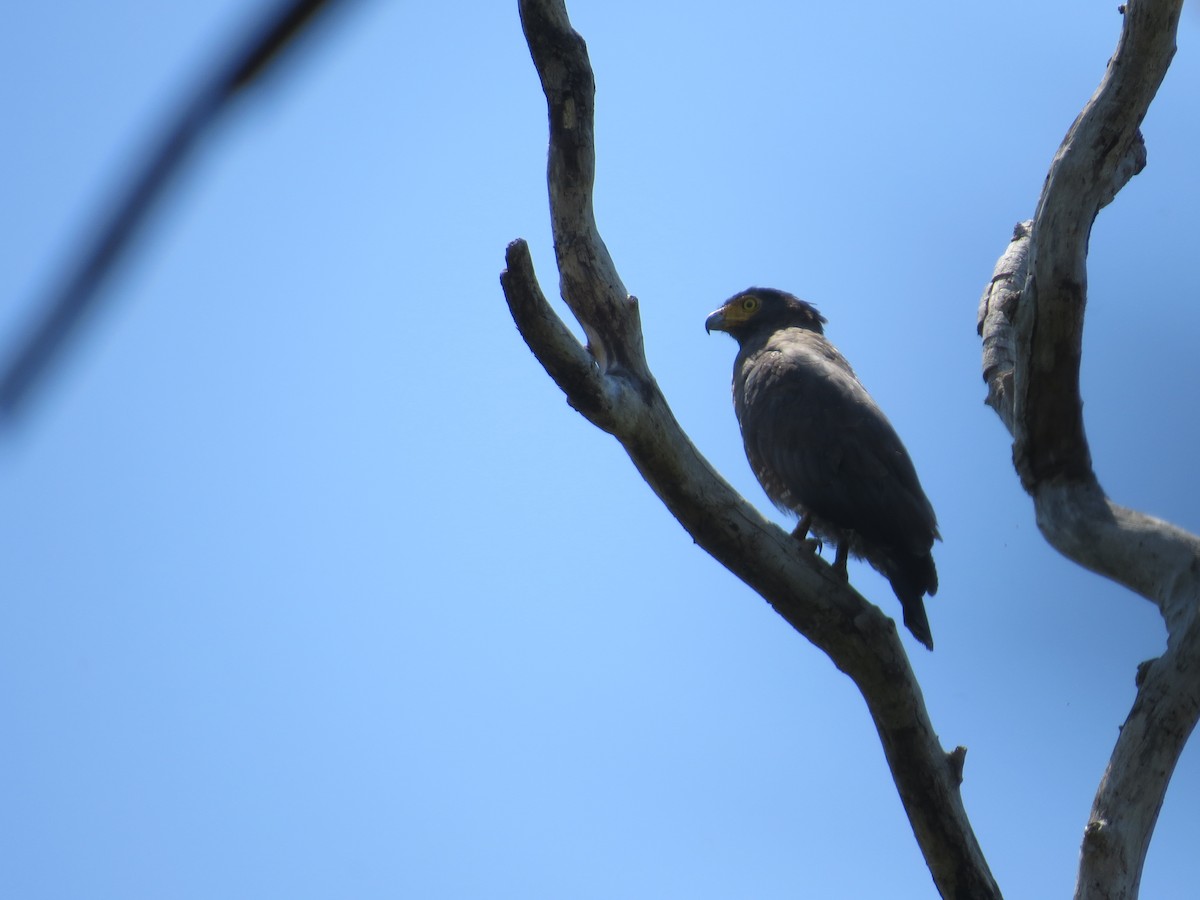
left=887, top=553, right=937, bottom=651
left=899, top=594, right=934, bottom=651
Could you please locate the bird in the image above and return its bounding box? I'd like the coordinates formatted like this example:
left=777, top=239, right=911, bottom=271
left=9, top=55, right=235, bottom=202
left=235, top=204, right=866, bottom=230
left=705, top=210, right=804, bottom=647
left=705, top=287, right=940, bottom=649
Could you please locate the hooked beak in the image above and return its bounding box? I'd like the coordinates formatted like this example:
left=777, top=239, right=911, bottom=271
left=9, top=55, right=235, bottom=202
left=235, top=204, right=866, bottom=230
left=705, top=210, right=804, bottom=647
left=704, top=308, right=728, bottom=334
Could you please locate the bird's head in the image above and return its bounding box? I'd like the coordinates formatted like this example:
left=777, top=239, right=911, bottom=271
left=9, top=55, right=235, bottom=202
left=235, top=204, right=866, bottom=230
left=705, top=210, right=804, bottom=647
left=704, top=288, right=826, bottom=343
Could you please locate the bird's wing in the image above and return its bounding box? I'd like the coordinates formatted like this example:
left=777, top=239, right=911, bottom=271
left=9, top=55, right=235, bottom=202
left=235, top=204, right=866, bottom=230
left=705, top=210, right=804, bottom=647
left=736, top=331, right=937, bottom=556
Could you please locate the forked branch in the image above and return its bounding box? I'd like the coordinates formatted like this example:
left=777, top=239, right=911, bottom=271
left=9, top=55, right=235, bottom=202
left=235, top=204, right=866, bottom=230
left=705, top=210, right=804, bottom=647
left=977, top=2, right=1197, bottom=897
left=504, top=1, right=999, bottom=896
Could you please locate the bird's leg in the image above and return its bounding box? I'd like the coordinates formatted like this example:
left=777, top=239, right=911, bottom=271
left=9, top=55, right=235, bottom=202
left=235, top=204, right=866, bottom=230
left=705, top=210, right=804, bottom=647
left=791, top=513, right=811, bottom=541
left=831, top=542, right=849, bottom=580
left=791, top=513, right=823, bottom=554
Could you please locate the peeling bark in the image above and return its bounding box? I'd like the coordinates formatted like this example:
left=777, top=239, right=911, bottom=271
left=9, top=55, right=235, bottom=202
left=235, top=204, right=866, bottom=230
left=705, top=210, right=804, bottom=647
left=977, top=2, right=1194, bottom=898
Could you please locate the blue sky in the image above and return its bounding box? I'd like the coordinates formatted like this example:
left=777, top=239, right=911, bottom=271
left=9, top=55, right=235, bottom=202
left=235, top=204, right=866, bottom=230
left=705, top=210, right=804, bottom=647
left=3, top=2, right=1199, bottom=897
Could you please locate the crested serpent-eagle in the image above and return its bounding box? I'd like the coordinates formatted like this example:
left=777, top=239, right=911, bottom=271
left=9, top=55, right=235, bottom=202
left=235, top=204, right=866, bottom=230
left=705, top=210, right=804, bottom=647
left=706, top=288, right=940, bottom=649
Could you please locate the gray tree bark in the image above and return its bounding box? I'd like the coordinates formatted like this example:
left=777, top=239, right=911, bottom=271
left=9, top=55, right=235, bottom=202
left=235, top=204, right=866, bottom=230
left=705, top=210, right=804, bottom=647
left=978, top=2, right=1194, bottom=898
left=507, top=0, right=1191, bottom=897
left=502, top=1, right=998, bottom=897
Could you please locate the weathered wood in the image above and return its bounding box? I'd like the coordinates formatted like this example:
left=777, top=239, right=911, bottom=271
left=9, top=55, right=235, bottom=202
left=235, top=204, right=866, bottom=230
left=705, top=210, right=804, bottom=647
left=978, top=2, right=1194, bottom=897
left=505, top=1, right=1000, bottom=896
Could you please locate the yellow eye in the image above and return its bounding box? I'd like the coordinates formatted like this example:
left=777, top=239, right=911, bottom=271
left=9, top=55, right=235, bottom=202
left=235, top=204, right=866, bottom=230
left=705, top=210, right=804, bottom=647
left=741, top=296, right=759, bottom=312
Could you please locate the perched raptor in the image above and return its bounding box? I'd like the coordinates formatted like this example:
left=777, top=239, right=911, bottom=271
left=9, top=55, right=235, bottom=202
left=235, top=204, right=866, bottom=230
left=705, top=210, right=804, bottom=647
left=705, top=288, right=940, bottom=649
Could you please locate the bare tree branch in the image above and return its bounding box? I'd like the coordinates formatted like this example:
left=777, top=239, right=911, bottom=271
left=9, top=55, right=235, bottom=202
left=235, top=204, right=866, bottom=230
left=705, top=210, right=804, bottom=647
left=977, top=220, right=1031, bottom=437
left=505, top=1, right=1001, bottom=896
left=977, top=2, right=1196, bottom=897
left=0, top=0, right=362, bottom=427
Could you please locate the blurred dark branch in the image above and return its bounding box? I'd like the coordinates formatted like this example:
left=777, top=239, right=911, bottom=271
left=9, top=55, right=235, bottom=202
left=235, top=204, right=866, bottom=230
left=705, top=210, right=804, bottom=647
left=0, top=0, right=361, bottom=426
left=977, top=2, right=1197, bottom=898
left=504, top=1, right=1000, bottom=897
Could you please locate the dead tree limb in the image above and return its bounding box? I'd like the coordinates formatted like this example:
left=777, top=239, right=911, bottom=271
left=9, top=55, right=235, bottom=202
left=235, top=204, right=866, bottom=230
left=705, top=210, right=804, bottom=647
left=977, top=2, right=1197, bottom=897
left=503, top=1, right=1000, bottom=896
